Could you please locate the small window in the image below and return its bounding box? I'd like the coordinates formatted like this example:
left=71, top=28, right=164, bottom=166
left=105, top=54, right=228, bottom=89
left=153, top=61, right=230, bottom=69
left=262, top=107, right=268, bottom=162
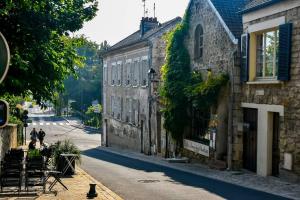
left=141, top=59, right=148, bottom=86
left=256, top=29, right=279, bottom=79
left=194, top=25, right=204, bottom=61
left=103, top=64, right=107, bottom=85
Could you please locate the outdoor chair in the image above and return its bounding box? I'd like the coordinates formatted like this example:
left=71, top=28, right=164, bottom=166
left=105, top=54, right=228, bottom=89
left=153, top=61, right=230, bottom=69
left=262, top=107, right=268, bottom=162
left=0, top=149, right=24, bottom=193
left=25, top=157, right=46, bottom=192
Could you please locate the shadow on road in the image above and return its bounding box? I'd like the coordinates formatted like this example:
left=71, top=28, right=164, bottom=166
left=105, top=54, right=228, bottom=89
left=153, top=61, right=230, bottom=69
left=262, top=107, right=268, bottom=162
left=82, top=148, right=291, bottom=200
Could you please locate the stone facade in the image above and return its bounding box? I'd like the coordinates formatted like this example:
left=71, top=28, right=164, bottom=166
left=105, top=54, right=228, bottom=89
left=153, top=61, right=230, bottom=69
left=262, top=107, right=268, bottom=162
left=102, top=18, right=180, bottom=154
left=237, top=0, right=300, bottom=178
left=177, top=0, right=242, bottom=164
left=0, top=124, right=18, bottom=159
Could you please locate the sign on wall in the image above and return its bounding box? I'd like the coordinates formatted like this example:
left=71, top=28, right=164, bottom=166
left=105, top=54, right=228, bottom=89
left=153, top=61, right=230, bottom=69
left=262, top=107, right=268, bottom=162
left=0, top=32, right=10, bottom=84
left=183, top=139, right=209, bottom=157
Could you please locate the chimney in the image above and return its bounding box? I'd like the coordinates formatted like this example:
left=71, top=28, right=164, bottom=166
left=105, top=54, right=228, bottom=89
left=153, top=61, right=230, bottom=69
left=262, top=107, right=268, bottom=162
left=140, top=17, right=159, bottom=36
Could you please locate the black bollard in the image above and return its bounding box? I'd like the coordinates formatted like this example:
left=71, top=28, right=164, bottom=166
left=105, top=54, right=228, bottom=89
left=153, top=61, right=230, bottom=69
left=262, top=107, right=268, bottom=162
left=87, top=183, right=98, bottom=198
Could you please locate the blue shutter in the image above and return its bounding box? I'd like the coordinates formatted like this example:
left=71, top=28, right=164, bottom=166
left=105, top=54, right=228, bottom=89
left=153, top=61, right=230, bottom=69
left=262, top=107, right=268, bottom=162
left=241, top=34, right=249, bottom=82
left=278, top=23, right=293, bottom=81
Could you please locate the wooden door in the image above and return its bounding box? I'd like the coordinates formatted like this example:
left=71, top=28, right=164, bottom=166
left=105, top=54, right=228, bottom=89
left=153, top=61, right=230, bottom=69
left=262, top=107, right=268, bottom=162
left=243, top=108, right=258, bottom=172
left=272, top=113, right=280, bottom=176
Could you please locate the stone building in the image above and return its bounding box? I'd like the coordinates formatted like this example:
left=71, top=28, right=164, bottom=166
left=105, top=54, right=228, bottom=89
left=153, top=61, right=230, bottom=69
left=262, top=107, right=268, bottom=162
left=173, top=0, right=247, bottom=167
left=236, top=0, right=300, bottom=179
left=102, top=17, right=181, bottom=154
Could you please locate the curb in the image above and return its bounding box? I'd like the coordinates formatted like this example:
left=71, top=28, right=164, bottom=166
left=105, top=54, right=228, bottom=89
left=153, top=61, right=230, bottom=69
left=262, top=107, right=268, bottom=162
left=96, top=147, right=299, bottom=200
left=77, top=166, right=123, bottom=200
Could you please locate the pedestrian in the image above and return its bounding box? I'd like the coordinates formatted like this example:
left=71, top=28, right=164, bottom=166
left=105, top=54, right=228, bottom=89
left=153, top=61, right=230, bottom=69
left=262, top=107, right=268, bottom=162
left=30, top=128, right=38, bottom=141
left=28, top=139, right=36, bottom=150
left=38, top=128, right=46, bottom=146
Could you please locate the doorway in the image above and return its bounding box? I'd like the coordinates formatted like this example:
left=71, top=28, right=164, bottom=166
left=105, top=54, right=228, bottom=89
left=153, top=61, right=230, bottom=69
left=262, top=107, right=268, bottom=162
left=243, top=108, right=258, bottom=172
left=272, top=112, right=280, bottom=176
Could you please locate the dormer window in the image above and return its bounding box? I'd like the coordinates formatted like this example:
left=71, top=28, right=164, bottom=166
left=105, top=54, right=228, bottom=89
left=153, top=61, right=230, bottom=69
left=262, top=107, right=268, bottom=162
left=194, top=25, right=204, bottom=62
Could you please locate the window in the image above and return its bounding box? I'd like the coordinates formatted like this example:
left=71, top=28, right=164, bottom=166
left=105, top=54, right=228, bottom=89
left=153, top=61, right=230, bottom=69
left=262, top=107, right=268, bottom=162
left=111, top=63, right=116, bottom=85
left=194, top=25, right=204, bottom=61
left=256, top=30, right=279, bottom=79
left=133, top=59, right=139, bottom=86
left=103, top=64, right=107, bottom=85
left=125, top=98, right=130, bottom=122
left=117, top=62, right=122, bottom=86
left=241, top=22, right=293, bottom=82
left=110, top=96, right=114, bottom=117
left=117, top=97, right=121, bottom=120
left=131, top=99, right=139, bottom=125
left=130, top=62, right=134, bottom=86
left=125, top=61, right=131, bottom=86
left=140, top=58, right=148, bottom=86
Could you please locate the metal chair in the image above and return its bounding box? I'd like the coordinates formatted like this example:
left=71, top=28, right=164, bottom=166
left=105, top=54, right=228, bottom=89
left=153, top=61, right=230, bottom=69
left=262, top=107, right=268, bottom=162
left=25, top=157, right=46, bottom=192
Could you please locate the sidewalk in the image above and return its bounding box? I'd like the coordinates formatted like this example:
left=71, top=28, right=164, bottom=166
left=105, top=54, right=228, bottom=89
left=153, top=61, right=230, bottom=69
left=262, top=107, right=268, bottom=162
left=38, top=167, right=123, bottom=200
left=97, top=146, right=300, bottom=200
left=2, top=167, right=123, bottom=200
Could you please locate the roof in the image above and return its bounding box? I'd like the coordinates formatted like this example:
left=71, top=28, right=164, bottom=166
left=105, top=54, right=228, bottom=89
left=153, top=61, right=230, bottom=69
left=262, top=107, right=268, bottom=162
left=105, top=17, right=181, bottom=54
left=241, top=0, right=283, bottom=13
left=210, top=0, right=249, bottom=38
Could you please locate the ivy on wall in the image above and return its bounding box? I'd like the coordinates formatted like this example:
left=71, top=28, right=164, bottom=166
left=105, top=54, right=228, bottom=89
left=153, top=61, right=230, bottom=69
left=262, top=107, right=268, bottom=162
left=160, top=11, right=229, bottom=145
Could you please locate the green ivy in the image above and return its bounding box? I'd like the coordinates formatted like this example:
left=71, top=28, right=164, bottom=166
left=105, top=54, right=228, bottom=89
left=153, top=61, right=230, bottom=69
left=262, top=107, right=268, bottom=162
left=160, top=12, right=191, bottom=143
left=160, top=10, right=229, bottom=145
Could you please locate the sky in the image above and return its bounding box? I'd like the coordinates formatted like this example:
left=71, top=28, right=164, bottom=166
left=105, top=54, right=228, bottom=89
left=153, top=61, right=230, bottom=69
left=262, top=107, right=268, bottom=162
left=76, top=0, right=190, bottom=46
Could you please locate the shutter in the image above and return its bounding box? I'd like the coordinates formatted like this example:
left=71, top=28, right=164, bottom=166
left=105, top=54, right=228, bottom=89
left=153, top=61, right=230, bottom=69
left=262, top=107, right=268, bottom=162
left=241, top=33, right=249, bottom=82
left=278, top=23, right=293, bottom=81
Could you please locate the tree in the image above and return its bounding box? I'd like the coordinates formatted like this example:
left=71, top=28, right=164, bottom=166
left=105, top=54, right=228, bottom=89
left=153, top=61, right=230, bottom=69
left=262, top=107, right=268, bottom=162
left=63, top=40, right=109, bottom=113
left=0, top=0, right=98, bottom=105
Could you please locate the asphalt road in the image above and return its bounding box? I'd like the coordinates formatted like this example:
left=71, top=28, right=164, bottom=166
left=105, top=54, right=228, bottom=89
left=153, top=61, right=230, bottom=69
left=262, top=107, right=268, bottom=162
left=28, top=114, right=291, bottom=200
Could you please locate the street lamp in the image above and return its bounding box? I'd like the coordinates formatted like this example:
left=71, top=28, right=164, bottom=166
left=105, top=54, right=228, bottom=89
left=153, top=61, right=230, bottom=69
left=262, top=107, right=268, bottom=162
left=148, top=68, right=156, bottom=155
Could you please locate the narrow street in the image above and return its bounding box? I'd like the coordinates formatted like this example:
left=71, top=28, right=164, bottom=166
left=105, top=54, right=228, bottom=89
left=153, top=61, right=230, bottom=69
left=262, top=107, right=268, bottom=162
left=26, top=114, right=292, bottom=200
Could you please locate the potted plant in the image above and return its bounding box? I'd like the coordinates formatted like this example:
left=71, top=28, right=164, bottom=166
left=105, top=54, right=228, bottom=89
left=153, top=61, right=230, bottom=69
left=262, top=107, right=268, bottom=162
left=52, top=140, right=81, bottom=175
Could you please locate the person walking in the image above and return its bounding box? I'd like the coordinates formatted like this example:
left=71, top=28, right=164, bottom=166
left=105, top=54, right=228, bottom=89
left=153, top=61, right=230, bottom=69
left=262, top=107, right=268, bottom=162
left=30, top=128, right=38, bottom=141
left=38, top=128, right=46, bottom=146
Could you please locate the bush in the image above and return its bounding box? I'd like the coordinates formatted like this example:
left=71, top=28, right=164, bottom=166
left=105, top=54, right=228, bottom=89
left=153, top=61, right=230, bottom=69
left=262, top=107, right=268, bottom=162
left=52, top=140, right=81, bottom=168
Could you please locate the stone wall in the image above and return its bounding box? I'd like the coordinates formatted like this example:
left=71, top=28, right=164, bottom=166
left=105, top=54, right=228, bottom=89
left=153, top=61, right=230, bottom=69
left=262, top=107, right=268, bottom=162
left=0, top=124, right=18, bottom=159
left=183, top=0, right=241, bottom=162
left=240, top=6, right=300, bottom=176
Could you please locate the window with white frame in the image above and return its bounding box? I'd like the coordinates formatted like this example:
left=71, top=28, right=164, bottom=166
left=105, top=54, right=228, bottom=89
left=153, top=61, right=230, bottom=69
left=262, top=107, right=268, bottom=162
left=256, top=29, right=279, bottom=79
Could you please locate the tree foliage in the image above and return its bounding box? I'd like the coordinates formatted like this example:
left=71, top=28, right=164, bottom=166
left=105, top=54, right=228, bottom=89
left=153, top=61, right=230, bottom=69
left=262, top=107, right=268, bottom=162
left=63, top=40, right=109, bottom=112
left=0, top=0, right=98, bottom=105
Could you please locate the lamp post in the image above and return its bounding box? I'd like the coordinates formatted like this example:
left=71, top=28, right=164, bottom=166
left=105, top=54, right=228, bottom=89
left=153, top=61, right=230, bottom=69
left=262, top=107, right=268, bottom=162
left=148, top=68, right=156, bottom=155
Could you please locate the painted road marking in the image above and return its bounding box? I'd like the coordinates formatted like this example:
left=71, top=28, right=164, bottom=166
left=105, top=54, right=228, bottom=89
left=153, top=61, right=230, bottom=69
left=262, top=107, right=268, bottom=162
left=33, top=123, right=37, bottom=126
left=59, top=123, right=64, bottom=125
left=66, top=123, right=70, bottom=126
left=40, top=123, right=44, bottom=125
left=46, top=123, right=50, bottom=125
left=53, top=123, right=57, bottom=125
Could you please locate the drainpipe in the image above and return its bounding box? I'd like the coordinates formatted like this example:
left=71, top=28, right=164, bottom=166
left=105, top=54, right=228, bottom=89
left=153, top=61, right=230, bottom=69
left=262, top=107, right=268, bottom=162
left=148, top=41, right=153, bottom=155
left=227, top=49, right=237, bottom=170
